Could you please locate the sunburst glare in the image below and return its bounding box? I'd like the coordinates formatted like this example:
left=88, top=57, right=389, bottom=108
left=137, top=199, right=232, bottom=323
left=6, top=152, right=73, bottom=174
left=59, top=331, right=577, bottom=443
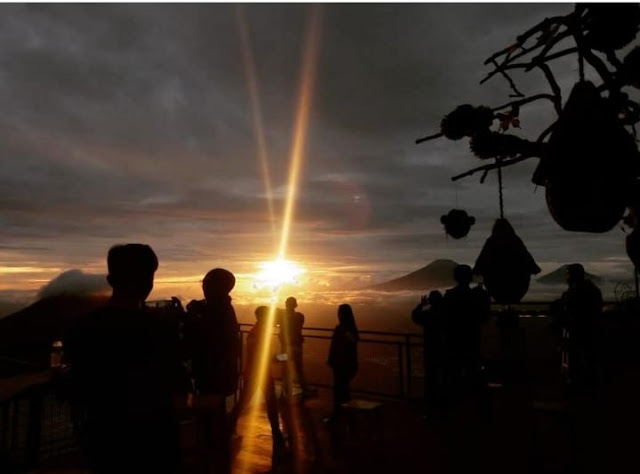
left=253, top=258, right=305, bottom=290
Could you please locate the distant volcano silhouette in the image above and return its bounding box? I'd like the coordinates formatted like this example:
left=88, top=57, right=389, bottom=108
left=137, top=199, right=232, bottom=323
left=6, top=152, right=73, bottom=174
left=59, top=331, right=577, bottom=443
left=0, top=295, right=109, bottom=370
left=536, top=264, right=603, bottom=286
left=369, top=259, right=459, bottom=292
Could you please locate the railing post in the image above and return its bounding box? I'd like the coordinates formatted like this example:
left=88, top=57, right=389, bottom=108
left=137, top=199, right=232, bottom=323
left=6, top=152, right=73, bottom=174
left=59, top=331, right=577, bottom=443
left=406, top=335, right=413, bottom=399
left=397, top=343, right=405, bottom=398
left=25, top=391, right=43, bottom=469
left=10, top=400, right=18, bottom=453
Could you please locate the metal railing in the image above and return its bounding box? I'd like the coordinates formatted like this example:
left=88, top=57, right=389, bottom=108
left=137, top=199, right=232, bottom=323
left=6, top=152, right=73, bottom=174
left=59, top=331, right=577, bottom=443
left=1, top=301, right=610, bottom=470
left=239, top=324, right=425, bottom=399
left=0, top=375, right=80, bottom=471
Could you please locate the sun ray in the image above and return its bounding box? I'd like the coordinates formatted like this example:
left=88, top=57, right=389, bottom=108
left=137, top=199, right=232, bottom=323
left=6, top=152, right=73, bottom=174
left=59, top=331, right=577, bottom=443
left=235, top=5, right=277, bottom=242
left=235, top=6, right=323, bottom=474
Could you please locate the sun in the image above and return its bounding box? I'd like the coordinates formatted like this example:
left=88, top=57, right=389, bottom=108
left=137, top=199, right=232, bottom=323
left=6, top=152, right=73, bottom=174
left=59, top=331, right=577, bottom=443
left=254, top=258, right=305, bottom=290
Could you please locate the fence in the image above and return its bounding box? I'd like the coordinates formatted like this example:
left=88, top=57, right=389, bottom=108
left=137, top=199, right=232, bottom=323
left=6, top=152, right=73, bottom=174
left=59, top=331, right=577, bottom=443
left=0, top=303, right=568, bottom=470
left=239, top=324, right=425, bottom=399
left=0, top=375, right=79, bottom=471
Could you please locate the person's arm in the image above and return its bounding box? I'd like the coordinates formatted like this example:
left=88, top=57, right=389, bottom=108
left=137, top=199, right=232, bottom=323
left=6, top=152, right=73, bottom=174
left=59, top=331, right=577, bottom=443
left=411, top=303, right=426, bottom=326
left=327, top=329, right=337, bottom=367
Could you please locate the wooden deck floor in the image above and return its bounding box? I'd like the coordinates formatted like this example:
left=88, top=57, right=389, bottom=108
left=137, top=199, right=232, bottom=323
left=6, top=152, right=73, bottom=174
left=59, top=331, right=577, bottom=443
left=22, top=369, right=640, bottom=474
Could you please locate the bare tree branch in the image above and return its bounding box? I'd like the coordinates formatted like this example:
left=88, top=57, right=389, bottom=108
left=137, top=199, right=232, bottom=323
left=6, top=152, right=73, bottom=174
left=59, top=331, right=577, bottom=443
left=451, top=154, right=538, bottom=182
left=480, top=47, right=577, bottom=85
left=491, top=94, right=557, bottom=112
left=415, top=131, right=443, bottom=145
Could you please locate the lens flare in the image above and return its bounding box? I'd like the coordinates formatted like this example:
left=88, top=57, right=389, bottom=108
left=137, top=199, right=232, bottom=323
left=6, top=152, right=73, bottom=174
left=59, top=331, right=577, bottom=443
left=236, top=6, right=277, bottom=241
left=254, top=258, right=305, bottom=290
left=235, top=6, right=323, bottom=474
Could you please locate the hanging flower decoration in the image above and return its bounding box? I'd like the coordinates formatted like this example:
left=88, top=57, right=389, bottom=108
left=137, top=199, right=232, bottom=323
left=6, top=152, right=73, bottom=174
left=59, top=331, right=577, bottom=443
left=496, top=106, right=520, bottom=132
left=470, top=131, right=525, bottom=160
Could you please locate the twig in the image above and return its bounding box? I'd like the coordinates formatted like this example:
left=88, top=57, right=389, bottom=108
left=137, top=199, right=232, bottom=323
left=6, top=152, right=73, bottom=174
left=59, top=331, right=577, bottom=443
left=491, top=59, right=525, bottom=97
left=491, top=93, right=557, bottom=112
left=515, top=15, right=571, bottom=47
left=415, top=131, right=443, bottom=145
left=480, top=47, right=577, bottom=85
left=451, top=153, right=537, bottom=182
left=606, top=51, right=623, bottom=70
left=537, top=63, right=562, bottom=114
left=537, top=121, right=558, bottom=143
left=484, top=30, right=574, bottom=73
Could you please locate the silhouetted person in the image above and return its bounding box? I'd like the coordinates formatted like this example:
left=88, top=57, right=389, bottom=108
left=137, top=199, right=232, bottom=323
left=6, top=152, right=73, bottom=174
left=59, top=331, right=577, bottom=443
left=186, top=268, right=240, bottom=474
left=234, top=306, right=286, bottom=467
left=443, top=265, right=490, bottom=401
left=412, top=290, right=445, bottom=416
left=65, top=244, right=181, bottom=474
left=327, top=304, right=359, bottom=421
left=279, top=296, right=311, bottom=399
left=560, top=264, right=603, bottom=388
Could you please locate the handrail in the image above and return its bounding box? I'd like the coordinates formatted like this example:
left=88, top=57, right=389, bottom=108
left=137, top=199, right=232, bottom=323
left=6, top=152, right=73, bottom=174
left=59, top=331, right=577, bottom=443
left=238, top=322, right=423, bottom=338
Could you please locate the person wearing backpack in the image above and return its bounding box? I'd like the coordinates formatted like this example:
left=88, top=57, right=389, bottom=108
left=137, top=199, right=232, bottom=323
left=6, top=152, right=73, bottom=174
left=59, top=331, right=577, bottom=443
left=185, top=268, right=240, bottom=474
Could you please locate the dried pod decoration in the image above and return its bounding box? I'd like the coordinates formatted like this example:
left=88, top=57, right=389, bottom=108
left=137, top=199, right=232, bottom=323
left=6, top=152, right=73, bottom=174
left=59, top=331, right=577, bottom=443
left=474, top=218, right=541, bottom=305
left=417, top=3, right=640, bottom=234
left=440, top=105, right=494, bottom=140
left=441, top=209, right=476, bottom=239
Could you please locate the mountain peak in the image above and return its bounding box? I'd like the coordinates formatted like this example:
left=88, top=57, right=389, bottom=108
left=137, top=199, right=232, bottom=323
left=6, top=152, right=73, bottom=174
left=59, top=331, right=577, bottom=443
left=370, top=259, right=460, bottom=292
left=536, top=264, right=602, bottom=286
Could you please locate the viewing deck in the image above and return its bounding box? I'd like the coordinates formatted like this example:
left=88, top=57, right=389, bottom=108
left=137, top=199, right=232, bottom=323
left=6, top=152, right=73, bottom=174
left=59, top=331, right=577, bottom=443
left=3, top=305, right=640, bottom=473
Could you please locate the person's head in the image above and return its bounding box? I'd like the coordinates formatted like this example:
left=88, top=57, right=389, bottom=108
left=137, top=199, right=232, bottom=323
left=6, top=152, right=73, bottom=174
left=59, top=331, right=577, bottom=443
left=567, top=263, right=585, bottom=288
left=107, top=244, right=158, bottom=304
left=338, top=303, right=358, bottom=335
left=202, top=268, right=235, bottom=302
left=254, top=305, right=268, bottom=323
left=492, top=218, right=515, bottom=238
left=285, top=296, right=297, bottom=311
left=453, top=264, right=473, bottom=286
left=428, top=290, right=443, bottom=306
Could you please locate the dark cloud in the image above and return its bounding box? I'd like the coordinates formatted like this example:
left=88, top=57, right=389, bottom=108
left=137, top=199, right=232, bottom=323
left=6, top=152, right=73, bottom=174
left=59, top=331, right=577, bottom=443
left=0, top=3, right=635, bottom=303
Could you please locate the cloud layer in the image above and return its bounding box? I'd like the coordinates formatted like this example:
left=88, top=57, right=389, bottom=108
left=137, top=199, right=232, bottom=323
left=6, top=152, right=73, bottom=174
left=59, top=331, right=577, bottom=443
left=0, top=4, right=636, bottom=305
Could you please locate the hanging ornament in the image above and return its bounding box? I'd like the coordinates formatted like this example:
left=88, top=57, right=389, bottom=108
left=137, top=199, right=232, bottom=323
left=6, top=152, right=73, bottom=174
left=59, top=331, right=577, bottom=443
left=582, top=4, right=640, bottom=53
left=440, top=104, right=494, bottom=140
left=473, top=218, right=541, bottom=304
left=624, top=184, right=640, bottom=269
left=440, top=209, right=475, bottom=239
left=532, top=81, right=640, bottom=232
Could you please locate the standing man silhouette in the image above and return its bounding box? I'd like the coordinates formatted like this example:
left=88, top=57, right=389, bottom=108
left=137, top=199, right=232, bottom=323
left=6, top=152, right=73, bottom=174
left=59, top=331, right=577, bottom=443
left=65, top=244, right=181, bottom=474
left=443, top=265, right=489, bottom=404
left=561, top=263, right=603, bottom=388
left=186, top=268, right=240, bottom=474
left=279, top=296, right=312, bottom=399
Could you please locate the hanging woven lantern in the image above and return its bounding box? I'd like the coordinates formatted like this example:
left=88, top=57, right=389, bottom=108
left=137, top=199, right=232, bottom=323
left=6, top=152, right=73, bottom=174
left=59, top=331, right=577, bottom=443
left=545, top=179, right=629, bottom=233
left=473, top=219, right=541, bottom=304
left=582, top=3, right=640, bottom=53
left=627, top=228, right=640, bottom=270
left=440, top=209, right=475, bottom=239
left=533, top=81, right=640, bottom=232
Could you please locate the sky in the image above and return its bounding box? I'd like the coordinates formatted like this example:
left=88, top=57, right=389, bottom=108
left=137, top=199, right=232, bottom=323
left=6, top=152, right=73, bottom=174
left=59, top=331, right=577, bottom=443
left=0, top=3, right=638, bottom=314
